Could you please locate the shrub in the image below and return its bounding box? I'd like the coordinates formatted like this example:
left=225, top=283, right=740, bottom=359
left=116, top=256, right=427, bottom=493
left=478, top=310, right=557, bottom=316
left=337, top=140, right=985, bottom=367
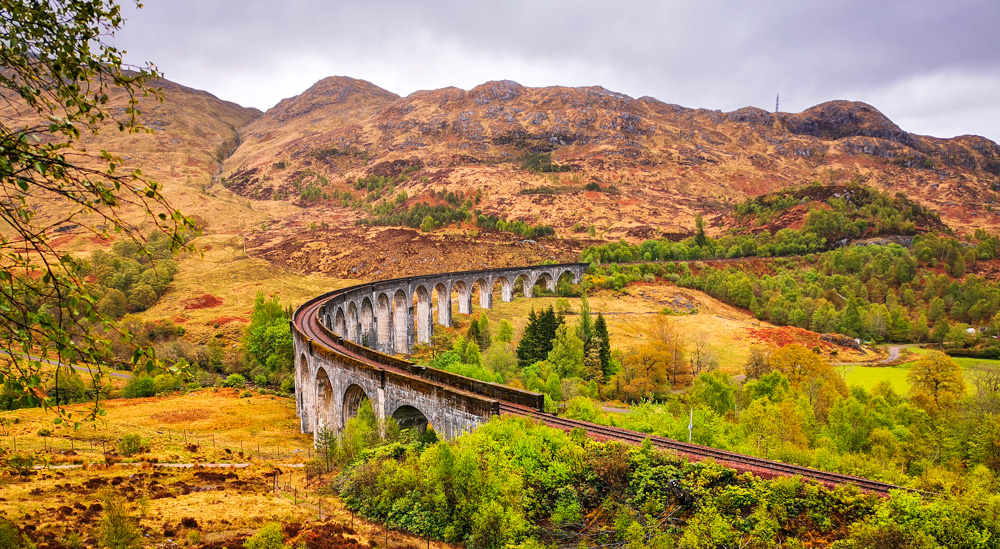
left=4, top=454, right=34, bottom=476
left=223, top=374, right=247, bottom=388
left=121, top=375, right=155, bottom=398
left=152, top=374, right=180, bottom=394
left=244, top=523, right=287, bottom=549
left=118, top=434, right=148, bottom=457
left=253, top=374, right=268, bottom=387
left=279, top=376, right=294, bottom=394
left=99, top=492, right=142, bottom=549
left=0, top=518, right=29, bottom=549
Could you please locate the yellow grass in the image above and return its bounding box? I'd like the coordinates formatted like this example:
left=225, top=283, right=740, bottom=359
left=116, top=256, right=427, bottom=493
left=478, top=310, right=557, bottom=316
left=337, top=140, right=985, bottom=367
left=1, top=389, right=312, bottom=464
left=0, top=390, right=458, bottom=549
left=133, top=233, right=354, bottom=344
left=461, top=283, right=767, bottom=373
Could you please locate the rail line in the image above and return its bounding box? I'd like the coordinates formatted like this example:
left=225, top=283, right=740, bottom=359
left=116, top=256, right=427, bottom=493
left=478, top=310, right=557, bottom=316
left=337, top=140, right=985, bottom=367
left=499, top=403, right=902, bottom=495
left=294, top=272, right=910, bottom=497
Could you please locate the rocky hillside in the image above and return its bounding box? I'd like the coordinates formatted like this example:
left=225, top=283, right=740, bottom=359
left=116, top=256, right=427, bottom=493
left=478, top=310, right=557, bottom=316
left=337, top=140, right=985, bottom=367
left=0, top=76, right=273, bottom=243
left=220, top=77, right=1000, bottom=244
left=7, top=73, right=1000, bottom=278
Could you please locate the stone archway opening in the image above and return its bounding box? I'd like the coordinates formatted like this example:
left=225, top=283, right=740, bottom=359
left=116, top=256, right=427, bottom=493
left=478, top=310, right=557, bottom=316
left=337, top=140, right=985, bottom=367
left=392, top=405, right=429, bottom=433
left=342, top=384, right=370, bottom=428
left=472, top=278, right=491, bottom=310
left=514, top=274, right=530, bottom=298
left=434, top=282, right=451, bottom=327
left=376, top=293, right=392, bottom=352
left=360, top=297, right=374, bottom=347
left=556, top=270, right=577, bottom=295
left=495, top=276, right=514, bottom=303
left=334, top=307, right=347, bottom=336
left=393, top=289, right=409, bottom=354
left=532, top=272, right=555, bottom=296
left=315, top=368, right=333, bottom=431
left=413, top=286, right=432, bottom=345
left=346, top=302, right=359, bottom=342
left=452, top=280, right=471, bottom=316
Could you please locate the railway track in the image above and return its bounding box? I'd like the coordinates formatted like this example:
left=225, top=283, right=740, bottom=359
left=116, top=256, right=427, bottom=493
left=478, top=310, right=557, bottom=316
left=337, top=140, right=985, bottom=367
left=295, top=277, right=910, bottom=497
left=499, top=403, right=902, bottom=495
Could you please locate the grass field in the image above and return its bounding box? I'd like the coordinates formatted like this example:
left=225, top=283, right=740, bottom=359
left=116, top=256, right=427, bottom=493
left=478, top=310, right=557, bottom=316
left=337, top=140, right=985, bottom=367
left=843, top=347, right=1000, bottom=394
left=0, top=388, right=312, bottom=464
left=0, top=391, right=451, bottom=549
left=458, top=283, right=773, bottom=373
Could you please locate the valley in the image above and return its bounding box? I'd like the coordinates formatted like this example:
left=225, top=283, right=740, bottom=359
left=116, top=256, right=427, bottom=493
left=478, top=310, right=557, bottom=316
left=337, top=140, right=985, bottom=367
left=5, top=6, right=1000, bottom=546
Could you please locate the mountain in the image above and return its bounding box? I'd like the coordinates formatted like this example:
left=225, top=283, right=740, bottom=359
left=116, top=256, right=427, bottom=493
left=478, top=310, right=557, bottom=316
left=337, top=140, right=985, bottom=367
left=6, top=74, right=1000, bottom=277
left=0, top=76, right=271, bottom=241
left=219, top=78, right=1000, bottom=248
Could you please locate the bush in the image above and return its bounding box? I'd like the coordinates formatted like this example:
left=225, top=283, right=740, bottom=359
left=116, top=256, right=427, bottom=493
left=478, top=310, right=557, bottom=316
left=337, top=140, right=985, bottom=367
left=279, top=376, right=294, bottom=394
left=244, top=523, right=287, bottom=549
left=118, top=434, right=148, bottom=457
left=0, top=518, right=30, bottom=549
left=152, top=374, right=180, bottom=394
left=120, top=375, right=155, bottom=398
left=4, top=454, right=34, bottom=476
left=99, top=492, right=142, bottom=549
left=223, top=374, right=247, bottom=388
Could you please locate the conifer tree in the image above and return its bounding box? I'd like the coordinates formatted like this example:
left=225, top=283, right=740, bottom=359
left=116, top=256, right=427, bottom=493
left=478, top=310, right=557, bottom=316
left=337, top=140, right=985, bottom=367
left=577, top=293, right=594, bottom=350
left=516, top=306, right=563, bottom=368
left=476, top=312, right=491, bottom=350
left=466, top=320, right=481, bottom=351
left=594, top=314, right=612, bottom=378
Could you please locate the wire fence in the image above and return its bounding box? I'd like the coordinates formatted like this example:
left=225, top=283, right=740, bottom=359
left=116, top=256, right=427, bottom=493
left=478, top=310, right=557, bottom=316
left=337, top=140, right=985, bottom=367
left=0, top=429, right=313, bottom=467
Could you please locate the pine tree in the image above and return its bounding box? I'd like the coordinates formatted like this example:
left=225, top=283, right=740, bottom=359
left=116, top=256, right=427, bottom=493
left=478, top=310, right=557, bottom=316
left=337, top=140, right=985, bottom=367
left=466, top=320, right=481, bottom=351
left=694, top=214, right=708, bottom=247
left=517, top=309, right=541, bottom=368
left=516, top=306, right=563, bottom=368
left=577, top=293, right=594, bottom=350
left=594, top=314, right=612, bottom=378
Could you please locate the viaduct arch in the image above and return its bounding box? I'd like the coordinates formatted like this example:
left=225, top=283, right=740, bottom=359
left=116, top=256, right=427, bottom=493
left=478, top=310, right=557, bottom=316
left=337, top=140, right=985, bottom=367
left=293, top=263, right=589, bottom=442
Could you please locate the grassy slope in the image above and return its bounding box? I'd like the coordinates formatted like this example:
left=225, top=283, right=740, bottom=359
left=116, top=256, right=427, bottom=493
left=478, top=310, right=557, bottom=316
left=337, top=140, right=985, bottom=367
left=131, top=233, right=353, bottom=344
left=450, top=283, right=784, bottom=373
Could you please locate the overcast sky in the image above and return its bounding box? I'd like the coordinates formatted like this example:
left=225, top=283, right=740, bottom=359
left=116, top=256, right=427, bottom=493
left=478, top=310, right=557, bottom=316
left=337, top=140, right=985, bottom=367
left=113, top=0, right=1000, bottom=142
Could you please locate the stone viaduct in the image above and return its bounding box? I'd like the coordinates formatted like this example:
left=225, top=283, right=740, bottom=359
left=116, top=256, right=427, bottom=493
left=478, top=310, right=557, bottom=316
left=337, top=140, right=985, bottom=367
left=292, top=262, right=589, bottom=442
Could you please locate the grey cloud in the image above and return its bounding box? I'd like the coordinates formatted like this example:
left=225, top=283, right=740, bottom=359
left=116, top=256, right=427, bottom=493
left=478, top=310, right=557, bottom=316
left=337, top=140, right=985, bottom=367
left=114, top=0, right=1000, bottom=141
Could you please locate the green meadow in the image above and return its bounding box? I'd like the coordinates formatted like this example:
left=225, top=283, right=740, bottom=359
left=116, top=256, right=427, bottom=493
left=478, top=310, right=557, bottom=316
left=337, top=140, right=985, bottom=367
left=843, top=346, right=1000, bottom=394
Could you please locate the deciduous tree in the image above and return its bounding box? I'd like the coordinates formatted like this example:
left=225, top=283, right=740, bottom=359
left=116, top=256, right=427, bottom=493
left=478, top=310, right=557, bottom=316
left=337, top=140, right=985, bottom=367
left=769, top=344, right=848, bottom=418
left=907, top=350, right=965, bottom=413
left=1, top=0, right=192, bottom=423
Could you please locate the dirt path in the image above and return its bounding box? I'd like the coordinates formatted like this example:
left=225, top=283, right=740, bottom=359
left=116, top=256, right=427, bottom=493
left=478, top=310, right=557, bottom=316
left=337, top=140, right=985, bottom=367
left=834, top=344, right=922, bottom=366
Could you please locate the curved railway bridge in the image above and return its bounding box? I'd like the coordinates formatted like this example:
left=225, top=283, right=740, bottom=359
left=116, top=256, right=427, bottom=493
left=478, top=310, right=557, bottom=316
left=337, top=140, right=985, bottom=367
left=292, top=262, right=902, bottom=495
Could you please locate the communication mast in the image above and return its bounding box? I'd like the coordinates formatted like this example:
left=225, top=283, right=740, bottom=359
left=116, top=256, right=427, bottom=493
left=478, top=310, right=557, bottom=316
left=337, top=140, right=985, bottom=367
left=775, top=94, right=779, bottom=113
